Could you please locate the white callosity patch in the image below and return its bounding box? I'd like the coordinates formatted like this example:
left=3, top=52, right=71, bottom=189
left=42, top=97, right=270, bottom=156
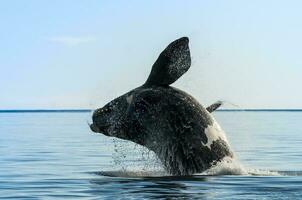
left=202, top=117, right=229, bottom=149
left=126, top=95, right=133, bottom=104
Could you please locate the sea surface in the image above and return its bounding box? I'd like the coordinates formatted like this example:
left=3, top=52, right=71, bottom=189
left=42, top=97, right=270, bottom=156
left=1, top=110, right=302, bottom=199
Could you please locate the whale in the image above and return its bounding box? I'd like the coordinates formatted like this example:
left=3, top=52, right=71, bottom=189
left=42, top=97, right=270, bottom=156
left=90, top=37, right=233, bottom=176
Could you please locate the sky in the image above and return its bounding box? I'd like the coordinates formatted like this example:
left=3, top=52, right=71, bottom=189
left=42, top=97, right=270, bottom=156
left=1, top=0, right=302, bottom=109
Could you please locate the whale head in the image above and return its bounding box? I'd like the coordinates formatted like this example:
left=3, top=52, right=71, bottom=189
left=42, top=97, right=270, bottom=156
left=90, top=93, right=133, bottom=140
left=90, top=37, right=191, bottom=141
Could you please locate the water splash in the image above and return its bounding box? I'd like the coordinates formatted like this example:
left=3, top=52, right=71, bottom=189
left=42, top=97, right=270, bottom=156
left=109, top=140, right=283, bottom=177
left=111, top=138, right=164, bottom=173
left=100, top=152, right=302, bottom=177
left=200, top=157, right=248, bottom=175
left=200, top=157, right=280, bottom=176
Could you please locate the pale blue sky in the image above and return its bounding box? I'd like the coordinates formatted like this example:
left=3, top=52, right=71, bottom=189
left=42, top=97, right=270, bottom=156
left=1, top=0, right=302, bottom=109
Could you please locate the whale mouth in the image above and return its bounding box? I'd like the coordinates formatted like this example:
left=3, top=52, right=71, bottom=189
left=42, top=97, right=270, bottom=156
left=90, top=123, right=99, bottom=132
left=90, top=123, right=110, bottom=135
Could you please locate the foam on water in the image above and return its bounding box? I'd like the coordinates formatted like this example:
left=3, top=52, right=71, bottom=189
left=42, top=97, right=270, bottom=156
left=97, top=170, right=168, bottom=177
left=200, top=157, right=248, bottom=175
left=200, top=157, right=280, bottom=176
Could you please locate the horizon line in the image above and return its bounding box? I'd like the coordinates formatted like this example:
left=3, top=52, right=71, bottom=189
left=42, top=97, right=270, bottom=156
left=1, top=109, right=302, bottom=113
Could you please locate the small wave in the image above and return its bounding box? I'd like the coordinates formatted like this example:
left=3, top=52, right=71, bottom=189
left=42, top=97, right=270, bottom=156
left=278, top=171, right=302, bottom=176
left=247, top=168, right=280, bottom=176
left=94, top=170, right=168, bottom=178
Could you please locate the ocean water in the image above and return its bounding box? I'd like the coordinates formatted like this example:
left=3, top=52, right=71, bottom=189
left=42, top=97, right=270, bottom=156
left=1, top=111, right=302, bottom=199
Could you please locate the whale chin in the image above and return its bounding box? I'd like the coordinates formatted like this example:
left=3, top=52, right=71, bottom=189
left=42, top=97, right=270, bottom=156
left=89, top=123, right=110, bottom=136
left=89, top=123, right=99, bottom=133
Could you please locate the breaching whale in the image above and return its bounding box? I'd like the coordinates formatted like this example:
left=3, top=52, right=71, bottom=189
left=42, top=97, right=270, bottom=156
left=90, top=37, right=233, bottom=176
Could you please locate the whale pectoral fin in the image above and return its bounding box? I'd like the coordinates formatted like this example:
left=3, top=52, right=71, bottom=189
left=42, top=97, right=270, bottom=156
left=144, top=37, right=191, bottom=86
left=206, top=101, right=223, bottom=113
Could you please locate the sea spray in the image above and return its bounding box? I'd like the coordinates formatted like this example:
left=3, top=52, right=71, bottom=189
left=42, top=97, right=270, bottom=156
left=109, top=134, right=280, bottom=177
left=111, top=138, right=165, bottom=176
left=201, top=157, right=249, bottom=175
left=200, top=157, right=280, bottom=176
left=107, top=142, right=281, bottom=177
